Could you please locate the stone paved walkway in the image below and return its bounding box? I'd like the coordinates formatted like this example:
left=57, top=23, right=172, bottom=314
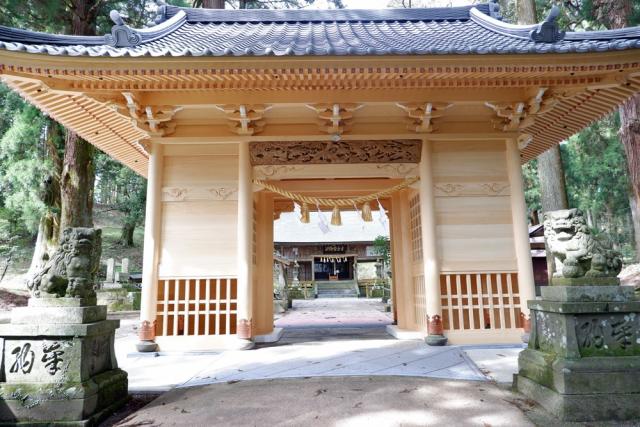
left=275, top=298, right=393, bottom=328
left=114, top=299, right=522, bottom=392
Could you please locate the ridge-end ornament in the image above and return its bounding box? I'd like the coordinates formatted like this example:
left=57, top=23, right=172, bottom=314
left=106, top=10, right=142, bottom=47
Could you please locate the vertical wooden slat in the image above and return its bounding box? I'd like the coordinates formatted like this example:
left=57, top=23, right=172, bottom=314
left=205, top=278, right=211, bottom=336
left=496, top=273, right=506, bottom=329
left=215, top=278, right=221, bottom=335
left=226, top=278, right=231, bottom=335
left=184, top=279, right=191, bottom=335
left=466, top=274, right=475, bottom=330
left=486, top=274, right=495, bottom=329
left=162, top=279, right=169, bottom=336
left=455, top=274, right=463, bottom=331
left=476, top=273, right=484, bottom=330
left=445, top=274, right=454, bottom=330
left=195, top=278, right=201, bottom=335
left=173, top=279, right=179, bottom=336
left=506, top=273, right=516, bottom=328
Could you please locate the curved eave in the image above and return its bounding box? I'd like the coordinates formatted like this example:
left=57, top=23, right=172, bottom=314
left=1, top=48, right=639, bottom=173
left=0, top=10, right=187, bottom=48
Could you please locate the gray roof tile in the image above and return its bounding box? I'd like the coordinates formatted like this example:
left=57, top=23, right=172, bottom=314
left=0, top=2, right=639, bottom=57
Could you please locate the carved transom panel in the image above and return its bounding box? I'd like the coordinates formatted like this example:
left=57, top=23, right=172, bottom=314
left=250, top=140, right=421, bottom=165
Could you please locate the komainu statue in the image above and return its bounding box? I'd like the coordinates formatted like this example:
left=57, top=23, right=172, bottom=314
left=544, top=209, right=622, bottom=279
left=27, top=227, right=102, bottom=299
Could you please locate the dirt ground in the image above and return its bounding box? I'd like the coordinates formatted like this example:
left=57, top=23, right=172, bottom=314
left=0, top=288, right=28, bottom=311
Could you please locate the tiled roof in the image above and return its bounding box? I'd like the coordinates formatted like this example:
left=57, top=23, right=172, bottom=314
left=0, top=2, right=639, bottom=57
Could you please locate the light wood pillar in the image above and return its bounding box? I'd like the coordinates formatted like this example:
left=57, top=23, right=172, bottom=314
left=390, top=190, right=414, bottom=330
left=419, top=139, right=446, bottom=345
left=252, top=191, right=274, bottom=336
left=137, top=143, right=163, bottom=352
left=237, top=141, right=254, bottom=339
left=506, top=138, right=536, bottom=333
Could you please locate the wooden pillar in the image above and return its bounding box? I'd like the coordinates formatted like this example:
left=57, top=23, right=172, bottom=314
left=237, top=141, right=254, bottom=340
left=506, top=138, right=536, bottom=333
left=390, top=189, right=415, bottom=330
left=253, top=191, right=274, bottom=336
left=137, top=143, right=163, bottom=352
left=419, top=139, right=446, bottom=345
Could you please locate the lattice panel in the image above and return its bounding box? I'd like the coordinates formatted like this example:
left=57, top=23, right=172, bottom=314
left=440, top=273, right=521, bottom=331
left=409, top=194, right=423, bottom=263
left=413, top=274, right=426, bottom=327
left=156, top=278, right=238, bottom=336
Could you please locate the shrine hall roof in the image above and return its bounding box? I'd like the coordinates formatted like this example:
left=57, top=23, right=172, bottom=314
left=1, top=2, right=640, bottom=57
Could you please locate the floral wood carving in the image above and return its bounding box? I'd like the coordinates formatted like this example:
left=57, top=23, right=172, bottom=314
left=162, top=185, right=238, bottom=202
left=253, top=165, right=304, bottom=180
left=250, top=140, right=421, bottom=165
left=434, top=182, right=510, bottom=197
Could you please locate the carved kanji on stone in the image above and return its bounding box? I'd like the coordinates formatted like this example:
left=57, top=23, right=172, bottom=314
left=10, top=343, right=35, bottom=374
left=41, top=342, right=65, bottom=375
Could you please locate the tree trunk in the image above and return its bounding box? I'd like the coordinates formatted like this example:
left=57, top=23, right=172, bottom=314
left=59, top=0, right=99, bottom=235
left=28, top=119, right=62, bottom=278
left=60, top=130, right=95, bottom=230
left=537, top=146, right=569, bottom=212
left=203, top=0, right=225, bottom=8
left=120, top=222, right=136, bottom=247
left=516, top=0, right=537, bottom=24
left=594, top=0, right=640, bottom=260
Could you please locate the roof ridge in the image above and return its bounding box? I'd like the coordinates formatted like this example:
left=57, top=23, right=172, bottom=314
left=157, top=3, right=493, bottom=24
left=471, top=5, right=640, bottom=43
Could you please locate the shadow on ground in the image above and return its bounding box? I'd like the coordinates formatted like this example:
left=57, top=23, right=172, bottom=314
left=109, top=376, right=534, bottom=427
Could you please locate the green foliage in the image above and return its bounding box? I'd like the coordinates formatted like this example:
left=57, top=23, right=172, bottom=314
left=561, top=114, right=634, bottom=251
left=94, top=152, right=147, bottom=244
left=522, top=160, right=541, bottom=220
left=372, top=235, right=391, bottom=266
left=0, top=87, right=50, bottom=234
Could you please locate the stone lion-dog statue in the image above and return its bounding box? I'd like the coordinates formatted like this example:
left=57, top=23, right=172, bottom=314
left=543, top=209, right=622, bottom=279
left=27, top=227, right=102, bottom=299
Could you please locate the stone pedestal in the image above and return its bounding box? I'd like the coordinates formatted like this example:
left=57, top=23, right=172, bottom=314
left=0, top=297, right=128, bottom=426
left=515, top=285, right=640, bottom=422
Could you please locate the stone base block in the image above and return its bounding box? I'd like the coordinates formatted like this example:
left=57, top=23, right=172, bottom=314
left=136, top=340, right=158, bottom=352
left=515, top=374, right=640, bottom=422
left=11, top=305, right=107, bottom=324
left=96, top=289, right=133, bottom=312
left=541, top=285, right=635, bottom=302
left=253, top=327, right=284, bottom=343
left=518, top=349, right=640, bottom=394
left=425, top=334, right=448, bottom=346
left=550, top=276, right=620, bottom=286
left=0, top=368, right=128, bottom=425
left=28, top=297, right=97, bottom=308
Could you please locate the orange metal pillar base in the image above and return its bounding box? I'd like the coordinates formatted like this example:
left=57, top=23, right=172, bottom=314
left=425, top=314, right=448, bottom=346
left=237, top=318, right=253, bottom=340
left=136, top=320, right=158, bottom=352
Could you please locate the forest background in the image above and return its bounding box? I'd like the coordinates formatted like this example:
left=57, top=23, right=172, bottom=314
left=0, top=0, right=638, bottom=289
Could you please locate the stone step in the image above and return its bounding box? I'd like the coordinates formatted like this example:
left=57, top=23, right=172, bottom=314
left=318, top=293, right=359, bottom=298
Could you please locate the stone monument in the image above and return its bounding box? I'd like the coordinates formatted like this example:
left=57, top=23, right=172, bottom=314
left=0, top=228, right=128, bottom=425
left=515, top=209, right=638, bottom=421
